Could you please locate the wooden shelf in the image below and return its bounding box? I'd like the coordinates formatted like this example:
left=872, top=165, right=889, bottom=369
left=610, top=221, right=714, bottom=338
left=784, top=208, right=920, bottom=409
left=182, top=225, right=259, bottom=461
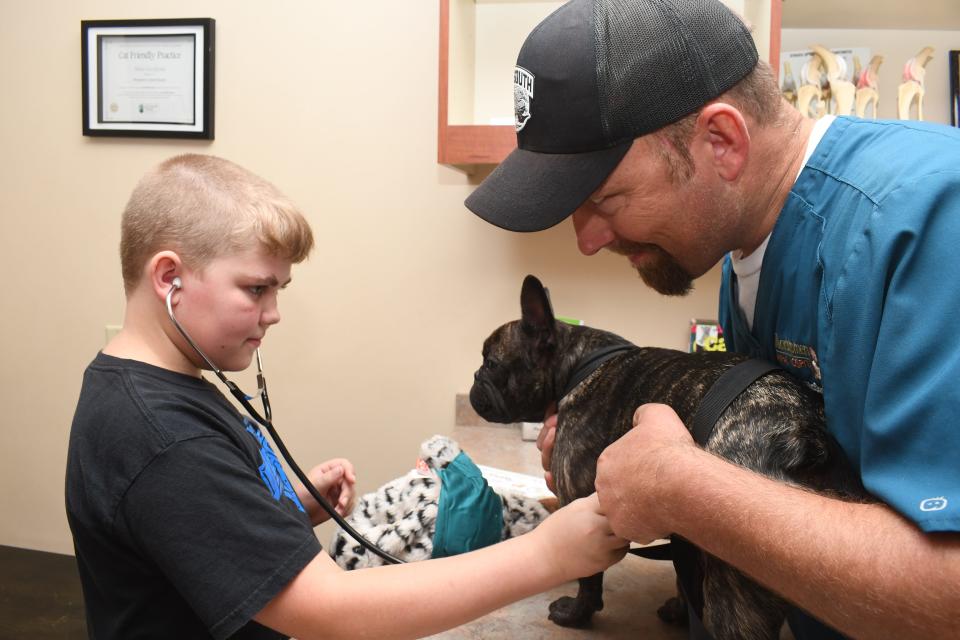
left=439, top=124, right=515, bottom=165
left=438, top=0, right=782, bottom=167
left=437, top=0, right=513, bottom=164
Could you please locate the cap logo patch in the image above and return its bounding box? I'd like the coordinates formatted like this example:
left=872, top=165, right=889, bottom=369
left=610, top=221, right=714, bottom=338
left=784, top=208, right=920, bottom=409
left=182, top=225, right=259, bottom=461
left=514, top=66, right=534, bottom=132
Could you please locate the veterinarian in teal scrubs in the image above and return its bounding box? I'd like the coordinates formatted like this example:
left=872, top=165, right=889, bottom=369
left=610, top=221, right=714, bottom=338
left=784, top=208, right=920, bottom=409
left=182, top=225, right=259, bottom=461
left=464, top=0, right=960, bottom=638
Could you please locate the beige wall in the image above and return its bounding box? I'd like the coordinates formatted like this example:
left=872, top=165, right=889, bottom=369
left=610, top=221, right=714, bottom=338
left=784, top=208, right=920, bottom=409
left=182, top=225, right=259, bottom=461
left=5, top=2, right=956, bottom=556
left=0, top=1, right=721, bottom=554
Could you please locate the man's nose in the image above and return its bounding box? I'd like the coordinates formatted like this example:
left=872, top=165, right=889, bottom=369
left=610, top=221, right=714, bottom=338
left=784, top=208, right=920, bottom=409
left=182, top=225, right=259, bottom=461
left=572, top=207, right=615, bottom=256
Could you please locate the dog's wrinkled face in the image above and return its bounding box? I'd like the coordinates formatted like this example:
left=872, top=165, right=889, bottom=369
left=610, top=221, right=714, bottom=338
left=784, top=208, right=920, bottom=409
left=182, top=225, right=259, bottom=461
left=469, top=276, right=559, bottom=424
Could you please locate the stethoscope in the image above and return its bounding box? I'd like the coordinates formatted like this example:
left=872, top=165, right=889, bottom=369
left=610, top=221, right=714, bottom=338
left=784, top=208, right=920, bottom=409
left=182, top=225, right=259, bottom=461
left=166, top=277, right=402, bottom=565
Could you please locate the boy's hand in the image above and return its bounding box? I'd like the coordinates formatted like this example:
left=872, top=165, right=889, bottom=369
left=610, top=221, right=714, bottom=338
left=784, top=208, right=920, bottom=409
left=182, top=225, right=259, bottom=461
left=534, top=493, right=628, bottom=580
left=302, top=458, right=357, bottom=525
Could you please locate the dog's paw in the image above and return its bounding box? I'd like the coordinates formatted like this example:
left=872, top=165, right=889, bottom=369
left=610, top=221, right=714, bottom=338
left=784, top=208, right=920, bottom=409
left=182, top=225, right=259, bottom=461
left=547, top=595, right=602, bottom=628
left=656, top=596, right=688, bottom=626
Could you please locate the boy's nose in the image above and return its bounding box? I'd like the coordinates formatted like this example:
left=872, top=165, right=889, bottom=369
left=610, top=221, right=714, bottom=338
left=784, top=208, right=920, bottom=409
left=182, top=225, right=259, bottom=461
left=572, top=207, right=615, bottom=256
left=261, top=299, right=281, bottom=326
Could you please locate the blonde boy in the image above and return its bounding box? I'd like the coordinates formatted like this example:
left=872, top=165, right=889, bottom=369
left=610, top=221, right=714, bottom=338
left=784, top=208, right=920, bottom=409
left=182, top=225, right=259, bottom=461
left=66, top=154, right=626, bottom=639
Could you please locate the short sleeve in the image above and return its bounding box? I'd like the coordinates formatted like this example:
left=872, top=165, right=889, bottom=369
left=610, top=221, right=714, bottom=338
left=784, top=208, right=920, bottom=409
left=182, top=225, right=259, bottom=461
left=826, top=170, right=960, bottom=532
left=118, top=435, right=321, bottom=639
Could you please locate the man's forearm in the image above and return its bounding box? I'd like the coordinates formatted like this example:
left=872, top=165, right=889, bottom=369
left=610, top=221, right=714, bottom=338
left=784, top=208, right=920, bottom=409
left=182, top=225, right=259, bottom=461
left=664, top=448, right=960, bottom=639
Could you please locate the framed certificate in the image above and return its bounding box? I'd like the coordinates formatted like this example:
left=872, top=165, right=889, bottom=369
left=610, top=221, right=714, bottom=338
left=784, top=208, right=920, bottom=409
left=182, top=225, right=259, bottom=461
left=951, top=50, right=960, bottom=127
left=81, top=19, right=215, bottom=139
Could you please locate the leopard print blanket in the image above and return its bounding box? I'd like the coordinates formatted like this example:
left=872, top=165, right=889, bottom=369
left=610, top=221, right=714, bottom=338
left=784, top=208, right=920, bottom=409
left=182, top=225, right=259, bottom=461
left=330, top=435, right=551, bottom=570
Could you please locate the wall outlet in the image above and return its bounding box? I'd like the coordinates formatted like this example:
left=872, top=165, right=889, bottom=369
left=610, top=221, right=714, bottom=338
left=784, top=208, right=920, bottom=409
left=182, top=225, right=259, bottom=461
left=521, top=421, right=543, bottom=441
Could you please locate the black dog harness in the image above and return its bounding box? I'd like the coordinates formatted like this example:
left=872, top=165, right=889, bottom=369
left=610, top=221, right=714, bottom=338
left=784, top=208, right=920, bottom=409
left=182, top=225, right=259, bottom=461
left=563, top=346, right=779, bottom=451
left=562, top=347, right=781, bottom=638
left=629, top=357, right=781, bottom=639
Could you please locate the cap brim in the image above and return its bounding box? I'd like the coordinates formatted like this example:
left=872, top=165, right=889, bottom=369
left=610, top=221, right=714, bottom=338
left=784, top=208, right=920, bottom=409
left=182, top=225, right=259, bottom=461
left=464, top=140, right=633, bottom=232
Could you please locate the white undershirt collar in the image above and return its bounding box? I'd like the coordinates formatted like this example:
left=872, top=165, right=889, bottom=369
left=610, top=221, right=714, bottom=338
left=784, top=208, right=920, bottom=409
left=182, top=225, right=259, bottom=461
left=730, top=115, right=836, bottom=329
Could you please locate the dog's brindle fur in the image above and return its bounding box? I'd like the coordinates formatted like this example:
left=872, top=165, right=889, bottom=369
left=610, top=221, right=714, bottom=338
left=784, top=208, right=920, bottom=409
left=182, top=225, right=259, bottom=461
left=470, top=276, right=867, bottom=640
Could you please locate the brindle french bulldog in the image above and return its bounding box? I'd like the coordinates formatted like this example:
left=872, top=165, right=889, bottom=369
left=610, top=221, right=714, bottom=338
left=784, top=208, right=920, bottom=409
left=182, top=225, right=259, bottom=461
left=469, top=275, right=866, bottom=640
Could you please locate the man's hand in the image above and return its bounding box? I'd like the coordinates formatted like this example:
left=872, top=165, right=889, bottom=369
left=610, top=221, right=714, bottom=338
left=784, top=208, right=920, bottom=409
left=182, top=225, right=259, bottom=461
left=299, top=458, right=357, bottom=526
left=536, top=403, right=558, bottom=493
left=594, top=403, right=697, bottom=544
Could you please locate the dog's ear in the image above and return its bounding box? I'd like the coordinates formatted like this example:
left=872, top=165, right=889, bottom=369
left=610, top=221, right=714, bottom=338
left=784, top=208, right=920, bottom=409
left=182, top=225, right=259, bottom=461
left=520, top=275, right=556, bottom=339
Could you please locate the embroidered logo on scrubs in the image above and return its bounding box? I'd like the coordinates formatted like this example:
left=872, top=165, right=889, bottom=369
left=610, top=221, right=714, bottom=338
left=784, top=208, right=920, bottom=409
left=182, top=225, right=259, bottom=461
left=774, top=336, right=822, bottom=387
left=243, top=417, right=306, bottom=513
left=919, top=496, right=948, bottom=512
left=514, top=66, right=534, bottom=132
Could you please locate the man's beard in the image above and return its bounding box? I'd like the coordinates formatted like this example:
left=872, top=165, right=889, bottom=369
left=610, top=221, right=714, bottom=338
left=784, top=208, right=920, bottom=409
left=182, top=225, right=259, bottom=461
left=612, top=242, right=693, bottom=296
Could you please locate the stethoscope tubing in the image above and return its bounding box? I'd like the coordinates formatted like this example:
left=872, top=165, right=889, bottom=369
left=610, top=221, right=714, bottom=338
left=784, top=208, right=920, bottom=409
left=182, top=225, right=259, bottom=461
left=165, top=282, right=402, bottom=565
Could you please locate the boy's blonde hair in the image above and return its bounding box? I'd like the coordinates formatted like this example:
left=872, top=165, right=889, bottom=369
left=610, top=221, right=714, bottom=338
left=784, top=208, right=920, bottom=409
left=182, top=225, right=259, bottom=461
left=120, top=154, right=314, bottom=293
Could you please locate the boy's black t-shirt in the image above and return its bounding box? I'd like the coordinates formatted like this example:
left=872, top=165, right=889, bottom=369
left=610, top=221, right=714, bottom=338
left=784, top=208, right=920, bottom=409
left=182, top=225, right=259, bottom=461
left=65, top=353, right=321, bottom=639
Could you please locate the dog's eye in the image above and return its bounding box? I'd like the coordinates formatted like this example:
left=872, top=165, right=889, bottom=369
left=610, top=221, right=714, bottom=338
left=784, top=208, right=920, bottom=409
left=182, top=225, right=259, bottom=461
left=485, top=358, right=498, bottom=371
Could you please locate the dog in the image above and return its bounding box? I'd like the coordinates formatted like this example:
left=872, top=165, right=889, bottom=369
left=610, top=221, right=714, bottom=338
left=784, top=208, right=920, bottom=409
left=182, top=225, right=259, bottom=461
left=469, top=275, right=867, bottom=640
left=330, top=435, right=552, bottom=570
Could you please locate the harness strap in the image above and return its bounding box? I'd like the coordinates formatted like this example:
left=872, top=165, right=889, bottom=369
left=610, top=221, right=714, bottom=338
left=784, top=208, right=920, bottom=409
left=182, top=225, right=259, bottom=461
left=561, top=344, right=634, bottom=398
left=630, top=358, right=782, bottom=557
left=692, top=358, right=781, bottom=447
left=632, top=358, right=781, bottom=640
left=629, top=543, right=674, bottom=560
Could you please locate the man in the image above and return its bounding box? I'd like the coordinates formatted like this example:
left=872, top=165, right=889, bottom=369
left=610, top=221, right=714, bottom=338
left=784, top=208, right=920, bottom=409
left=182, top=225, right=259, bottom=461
left=464, top=0, right=960, bottom=638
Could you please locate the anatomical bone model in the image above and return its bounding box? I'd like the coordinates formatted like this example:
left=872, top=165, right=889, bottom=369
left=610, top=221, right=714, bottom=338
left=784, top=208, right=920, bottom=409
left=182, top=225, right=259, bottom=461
left=795, top=45, right=858, bottom=118
left=855, top=55, right=884, bottom=118
left=811, top=45, right=857, bottom=116
left=796, top=51, right=826, bottom=118
left=898, top=46, right=935, bottom=120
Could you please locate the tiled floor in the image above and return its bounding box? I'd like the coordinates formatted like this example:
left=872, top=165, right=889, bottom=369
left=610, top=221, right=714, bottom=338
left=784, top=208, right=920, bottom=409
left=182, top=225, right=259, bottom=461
left=0, top=545, right=87, bottom=639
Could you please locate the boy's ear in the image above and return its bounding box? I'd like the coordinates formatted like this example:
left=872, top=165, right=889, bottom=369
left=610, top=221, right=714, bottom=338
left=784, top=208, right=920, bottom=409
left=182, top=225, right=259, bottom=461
left=147, top=251, right=183, bottom=301
left=520, top=275, right=556, bottom=334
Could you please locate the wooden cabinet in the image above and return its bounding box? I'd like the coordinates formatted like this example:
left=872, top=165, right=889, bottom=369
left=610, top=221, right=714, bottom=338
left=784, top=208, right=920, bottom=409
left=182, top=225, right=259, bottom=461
left=438, top=0, right=782, bottom=166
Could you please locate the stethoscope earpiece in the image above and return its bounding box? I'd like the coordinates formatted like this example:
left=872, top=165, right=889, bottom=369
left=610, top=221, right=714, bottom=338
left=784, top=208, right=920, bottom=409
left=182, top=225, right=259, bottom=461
left=171, top=276, right=182, bottom=289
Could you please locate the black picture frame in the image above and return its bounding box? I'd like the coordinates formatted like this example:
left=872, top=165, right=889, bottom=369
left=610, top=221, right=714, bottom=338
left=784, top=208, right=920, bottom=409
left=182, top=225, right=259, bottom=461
left=950, top=50, right=960, bottom=127
left=81, top=18, right=215, bottom=139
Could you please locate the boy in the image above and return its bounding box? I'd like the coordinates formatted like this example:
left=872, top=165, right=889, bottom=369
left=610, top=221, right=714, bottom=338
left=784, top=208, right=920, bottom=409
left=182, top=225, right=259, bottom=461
left=65, top=154, right=627, bottom=639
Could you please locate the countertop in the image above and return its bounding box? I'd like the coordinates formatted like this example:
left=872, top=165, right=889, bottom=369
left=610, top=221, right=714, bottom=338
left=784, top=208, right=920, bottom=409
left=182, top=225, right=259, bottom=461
left=426, top=425, right=689, bottom=640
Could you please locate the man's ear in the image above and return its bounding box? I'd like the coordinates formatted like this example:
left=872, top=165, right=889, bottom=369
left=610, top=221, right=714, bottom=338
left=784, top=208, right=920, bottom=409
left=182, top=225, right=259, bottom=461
left=695, top=103, right=749, bottom=182
left=146, top=251, right=183, bottom=302
left=520, top=274, right=556, bottom=341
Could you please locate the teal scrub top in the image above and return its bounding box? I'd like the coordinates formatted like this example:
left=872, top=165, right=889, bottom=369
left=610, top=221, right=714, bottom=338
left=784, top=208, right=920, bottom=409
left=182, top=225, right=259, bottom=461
left=720, top=117, right=960, bottom=533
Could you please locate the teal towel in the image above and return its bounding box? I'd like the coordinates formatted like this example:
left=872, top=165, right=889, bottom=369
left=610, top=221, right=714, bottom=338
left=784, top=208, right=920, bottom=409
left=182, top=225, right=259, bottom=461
left=431, top=451, right=504, bottom=558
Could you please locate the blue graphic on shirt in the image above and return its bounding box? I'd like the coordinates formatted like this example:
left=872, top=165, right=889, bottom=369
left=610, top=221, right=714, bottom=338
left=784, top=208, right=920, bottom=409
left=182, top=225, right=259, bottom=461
left=243, top=417, right=306, bottom=513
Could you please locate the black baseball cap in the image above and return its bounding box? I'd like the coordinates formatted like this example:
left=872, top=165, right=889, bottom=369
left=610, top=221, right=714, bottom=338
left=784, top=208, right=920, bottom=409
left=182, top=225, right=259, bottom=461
left=464, top=0, right=759, bottom=232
